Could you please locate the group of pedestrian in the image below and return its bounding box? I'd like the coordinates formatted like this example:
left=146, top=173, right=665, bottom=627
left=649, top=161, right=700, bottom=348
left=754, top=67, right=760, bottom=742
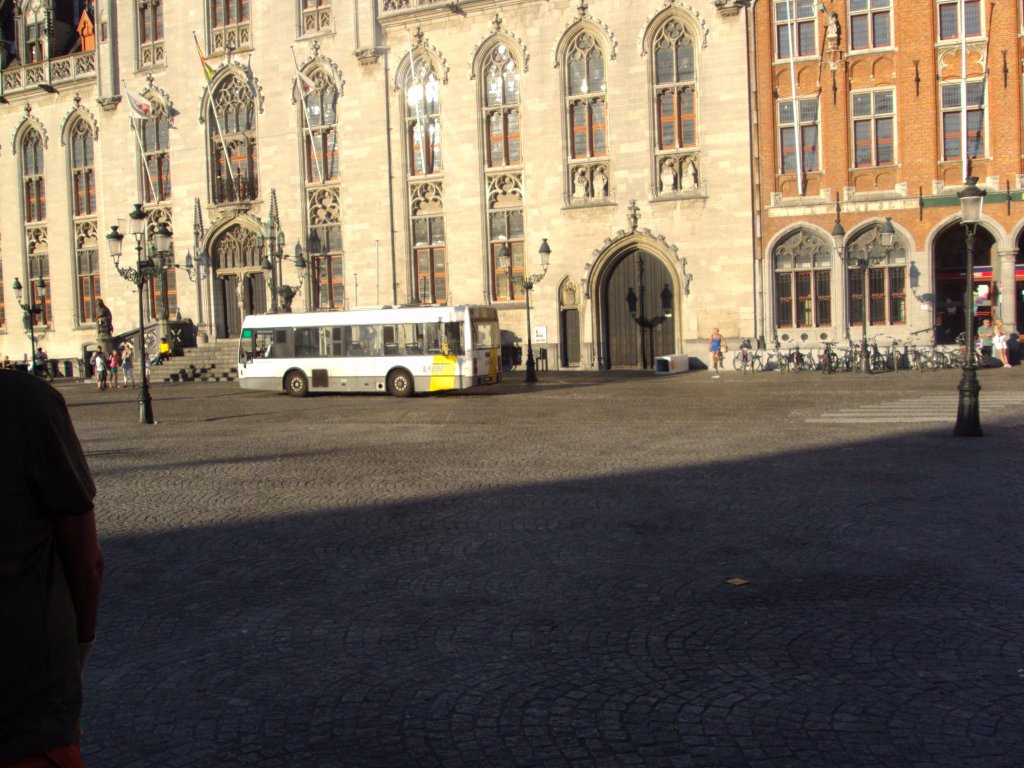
left=976, top=318, right=1012, bottom=368
left=90, top=343, right=135, bottom=390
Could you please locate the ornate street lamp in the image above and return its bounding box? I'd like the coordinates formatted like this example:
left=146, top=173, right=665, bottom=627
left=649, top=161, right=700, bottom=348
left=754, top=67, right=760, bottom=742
left=625, top=253, right=674, bottom=370
left=498, top=239, right=551, bottom=383
left=954, top=176, right=986, bottom=437
left=106, top=203, right=173, bottom=424
left=259, top=217, right=306, bottom=313
left=11, top=275, right=46, bottom=373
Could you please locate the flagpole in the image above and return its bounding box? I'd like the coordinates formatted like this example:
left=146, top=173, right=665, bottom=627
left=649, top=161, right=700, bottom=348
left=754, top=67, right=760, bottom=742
left=291, top=46, right=324, bottom=184
left=193, top=31, right=238, bottom=192
left=123, top=80, right=160, bottom=203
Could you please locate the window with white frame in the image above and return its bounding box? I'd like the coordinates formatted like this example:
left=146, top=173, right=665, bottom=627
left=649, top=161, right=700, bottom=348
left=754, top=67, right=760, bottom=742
left=940, top=80, right=985, bottom=161
left=849, top=0, right=891, bottom=50
left=778, top=97, right=819, bottom=173
left=774, top=230, right=832, bottom=328
left=937, top=0, right=982, bottom=40
left=852, top=89, right=894, bottom=167
left=774, top=0, right=817, bottom=59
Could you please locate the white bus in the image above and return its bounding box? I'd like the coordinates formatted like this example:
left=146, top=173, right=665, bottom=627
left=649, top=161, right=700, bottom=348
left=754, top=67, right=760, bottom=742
left=238, top=305, right=502, bottom=397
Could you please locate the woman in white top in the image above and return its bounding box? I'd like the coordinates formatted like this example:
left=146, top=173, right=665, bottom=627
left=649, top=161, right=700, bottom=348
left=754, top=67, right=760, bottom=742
left=993, top=320, right=1010, bottom=368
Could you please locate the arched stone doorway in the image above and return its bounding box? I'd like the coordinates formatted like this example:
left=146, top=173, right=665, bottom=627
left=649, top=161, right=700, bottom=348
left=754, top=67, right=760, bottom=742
left=933, top=223, right=995, bottom=344
left=209, top=223, right=266, bottom=338
left=601, top=249, right=675, bottom=369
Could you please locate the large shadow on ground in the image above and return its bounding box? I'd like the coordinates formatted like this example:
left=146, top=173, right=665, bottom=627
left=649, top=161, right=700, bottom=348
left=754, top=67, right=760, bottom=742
left=82, top=427, right=1024, bottom=767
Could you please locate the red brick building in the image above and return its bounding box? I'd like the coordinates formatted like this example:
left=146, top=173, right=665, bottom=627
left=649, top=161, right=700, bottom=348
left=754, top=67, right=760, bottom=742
left=750, top=0, right=1024, bottom=348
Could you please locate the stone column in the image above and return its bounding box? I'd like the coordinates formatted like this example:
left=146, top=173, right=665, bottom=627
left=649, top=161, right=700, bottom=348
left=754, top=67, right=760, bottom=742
left=997, top=248, right=1019, bottom=332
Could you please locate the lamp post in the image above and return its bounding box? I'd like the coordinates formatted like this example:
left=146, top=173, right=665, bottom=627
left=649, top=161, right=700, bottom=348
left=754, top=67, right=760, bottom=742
left=106, top=203, right=173, bottom=424
left=843, top=215, right=895, bottom=373
left=11, top=275, right=46, bottom=373
left=954, top=176, right=986, bottom=437
left=259, top=217, right=306, bottom=313
left=498, top=239, right=551, bottom=383
left=624, top=253, right=673, bottom=369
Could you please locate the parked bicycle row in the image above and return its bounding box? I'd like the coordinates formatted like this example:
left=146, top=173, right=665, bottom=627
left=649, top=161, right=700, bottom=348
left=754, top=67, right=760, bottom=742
left=727, top=331, right=1016, bottom=374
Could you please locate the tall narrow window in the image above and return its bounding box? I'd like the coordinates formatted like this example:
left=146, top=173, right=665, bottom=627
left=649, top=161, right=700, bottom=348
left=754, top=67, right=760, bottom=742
left=773, top=230, right=832, bottom=329
left=405, top=59, right=442, bottom=176
left=142, top=102, right=172, bottom=203
left=852, top=89, right=894, bottom=167
left=847, top=227, right=906, bottom=326
left=775, top=0, right=817, bottom=59
left=300, top=68, right=343, bottom=310
left=138, top=0, right=165, bottom=69
left=937, top=0, right=981, bottom=40
left=209, top=74, right=259, bottom=203
left=849, top=0, right=891, bottom=50
left=778, top=97, right=819, bottom=173
left=404, top=53, right=446, bottom=304
left=940, top=81, right=985, bottom=161
left=650, top=16, right=701, bottom=196
left=145, top=213, right=176, bottom=320
left=480, top=43, right=525, bottom=302
left=209, top=0, right=251, bottom=54
left=21, top=129, right=51, bottom=326
left=563, top=30, right=610, bottom=204
left=69, top=120, right=100, bottom=324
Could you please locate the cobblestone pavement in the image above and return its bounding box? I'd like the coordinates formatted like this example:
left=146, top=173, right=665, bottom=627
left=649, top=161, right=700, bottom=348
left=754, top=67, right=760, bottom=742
left=57, top=368, right=1024, bottom=767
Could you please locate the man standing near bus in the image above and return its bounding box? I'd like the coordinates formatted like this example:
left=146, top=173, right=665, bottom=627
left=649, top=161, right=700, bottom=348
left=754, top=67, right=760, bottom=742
left=0, top=370, right=104, bottom=768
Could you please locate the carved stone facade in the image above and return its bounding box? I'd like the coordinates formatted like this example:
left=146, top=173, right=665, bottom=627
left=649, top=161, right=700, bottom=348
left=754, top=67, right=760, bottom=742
left=0, top=0, right=756, bottom=369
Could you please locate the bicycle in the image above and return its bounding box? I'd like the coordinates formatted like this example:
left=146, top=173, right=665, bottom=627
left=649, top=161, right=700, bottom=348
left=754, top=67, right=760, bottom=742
left=819, top=340, right=840, bottom=374
left=732, top=340, right=761, bottom=372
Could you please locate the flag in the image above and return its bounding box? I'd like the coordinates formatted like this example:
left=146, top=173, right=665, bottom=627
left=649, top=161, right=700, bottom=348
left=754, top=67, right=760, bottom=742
left=194, top=33, right=214, bottom=83
left=294, top=68, right=316, bottom=101
left=125, top=88, right=153, bottom=119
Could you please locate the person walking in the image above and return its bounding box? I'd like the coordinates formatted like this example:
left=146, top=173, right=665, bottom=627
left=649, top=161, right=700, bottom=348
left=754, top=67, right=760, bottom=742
left=993, top=320, right=1010, bottom=368
left=0, top=369, right=104, bottom=768
left=91, top=351, right=106, bottom=390
left=120, top=343, right=135, bottom=388
left=709, top=328, right=725, bottom=379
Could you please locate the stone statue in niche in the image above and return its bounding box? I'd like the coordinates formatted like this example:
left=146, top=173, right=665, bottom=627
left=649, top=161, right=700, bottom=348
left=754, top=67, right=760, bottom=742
left=593, top=168, right=608, bottom=198
left=680, top=158, right=698, bottom=192
left=660, top=161, right=676, bottom=193
left=572, top=168, right=589, bottom=200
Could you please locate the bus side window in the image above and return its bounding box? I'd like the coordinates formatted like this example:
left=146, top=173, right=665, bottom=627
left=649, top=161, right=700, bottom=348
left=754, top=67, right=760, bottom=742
left=319, top=327, right=332, bottom=357
left=383, top=325, right=399, bottom=355
left=254, top=330, right=275, bottom=359
left=331, top=327, right=344, bottom=357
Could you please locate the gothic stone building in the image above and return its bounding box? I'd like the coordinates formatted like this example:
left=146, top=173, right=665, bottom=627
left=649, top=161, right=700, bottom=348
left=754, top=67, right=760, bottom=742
left=0, top=0, right=757, bottom=371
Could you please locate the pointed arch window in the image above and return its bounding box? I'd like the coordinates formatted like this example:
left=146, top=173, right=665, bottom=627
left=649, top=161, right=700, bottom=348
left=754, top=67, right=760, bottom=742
left=141, top=101, right=172, bottom=203
left=650, top=16, right=702, bottom=197
left=773, top=230, right=832, bottom=328
left=299, top=68, right=343, bottom=309
left=405, top=58, right=442, bottom=176
left=403, top=54, right=446, bottom=305
left=69, top=119, right=100, bottom=323
left=480, top=42, right=525, bottom=302
left=563, top=30, right=610, bottom=204
left=209, top=74, right=259, bottom=203
left=21, top=128, right=51, bottom=326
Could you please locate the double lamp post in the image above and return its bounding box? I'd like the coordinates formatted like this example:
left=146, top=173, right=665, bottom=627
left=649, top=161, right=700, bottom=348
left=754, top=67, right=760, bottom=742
left=497, top=238, right=551, bottom=383
left=106, top=203, right=173, bottom=425
left=11, top=275, right=47, bottom=373
left=259, top=214, right=306, bottom=313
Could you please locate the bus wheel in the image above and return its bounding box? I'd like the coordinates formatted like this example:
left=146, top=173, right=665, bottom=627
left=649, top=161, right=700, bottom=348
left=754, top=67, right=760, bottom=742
left=284, top=370, right=308, bottom=397
left=386, top=368, right=414, bottom=397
